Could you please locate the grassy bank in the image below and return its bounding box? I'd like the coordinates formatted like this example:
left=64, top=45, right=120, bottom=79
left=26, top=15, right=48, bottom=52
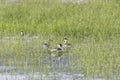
left=0, top=0, right=120, bottom=79
left=0, top=0, right=120, bottom=38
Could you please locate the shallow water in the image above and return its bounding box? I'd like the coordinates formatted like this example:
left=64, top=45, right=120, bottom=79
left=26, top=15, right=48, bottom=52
left=0, top=36, right=120, bottom=80
left=0, top=53, right=84, bottom=80
left=0, top=72, right=84, bottom=80
left=0, top=36, right=84, bottom=80
left=0, top=54, right=119, bottom=80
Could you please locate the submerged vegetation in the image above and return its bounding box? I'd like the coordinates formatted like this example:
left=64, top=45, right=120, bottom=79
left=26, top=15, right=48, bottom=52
left=0, top=0, right=120, bottom=79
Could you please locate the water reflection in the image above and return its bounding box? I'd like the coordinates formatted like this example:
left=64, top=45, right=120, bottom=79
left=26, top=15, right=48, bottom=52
left=0, top=72, right=84, bottom=80
left=48, top=53, right=70, bottom=71
left=1, top=53, right=119, bottom=80
left=0, top=53, right=84, bottom=80
left=0, top=36, right=119, bottom=80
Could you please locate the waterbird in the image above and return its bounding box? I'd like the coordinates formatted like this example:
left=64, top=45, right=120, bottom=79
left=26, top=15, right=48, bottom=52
left=42, top=38, right=53, bottom=50
left=20, top=31, right=24, bottom=37
left=42, top=42, right=50, bottom=50
left=63, top=37, right=71, bottom=51
left=50, top=44, right=63, bottom=57
left=50, top=44, right=63, bottom=52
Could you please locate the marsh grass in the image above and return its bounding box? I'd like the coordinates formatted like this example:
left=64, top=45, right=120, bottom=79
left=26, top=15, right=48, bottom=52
left=0, top=36, right=120, bottom=80
left=0, top=0, right=120, bottom=79
left=0, top=0, right=120, bottom=37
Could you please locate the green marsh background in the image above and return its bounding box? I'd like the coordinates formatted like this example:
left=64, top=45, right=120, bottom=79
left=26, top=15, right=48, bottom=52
left=0, top=0, right=120, bottom=80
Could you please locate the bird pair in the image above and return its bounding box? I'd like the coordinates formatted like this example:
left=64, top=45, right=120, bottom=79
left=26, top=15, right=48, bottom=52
left=42, top=37, right=71, bottom=56
left=43, top=42, right=63, bottom=52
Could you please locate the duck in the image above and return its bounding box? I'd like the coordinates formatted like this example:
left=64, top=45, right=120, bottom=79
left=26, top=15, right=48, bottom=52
left=20, top=31, right=24, bottom=37
left=63, top=37, right=71, bottom=51
left=50, top=44, right=63, bottom=52
left=42, top=39, right=53, bottom=50
left=50, top=44, right=63, bottom=57
left=42, top=42, right=49, bottom=50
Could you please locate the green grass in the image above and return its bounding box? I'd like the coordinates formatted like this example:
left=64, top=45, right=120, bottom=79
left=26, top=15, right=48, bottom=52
left=0, top=0, right=120, bottom=37
left=0, top=0, right=120, bottom=79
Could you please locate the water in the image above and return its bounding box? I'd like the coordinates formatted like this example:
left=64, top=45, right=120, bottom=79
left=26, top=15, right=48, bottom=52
left=0, top=36, right=120, bottom=80
left=1, top=53, right=119, bottom=80
left=0, top=53, right=84, bottom=80
left=0, top=72, right=84, bottom=80
left=0, top=35, right=84, bottom=80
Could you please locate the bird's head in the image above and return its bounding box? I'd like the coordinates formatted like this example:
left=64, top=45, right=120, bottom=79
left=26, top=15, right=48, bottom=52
left=58, top=44, right=62, bottom=47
